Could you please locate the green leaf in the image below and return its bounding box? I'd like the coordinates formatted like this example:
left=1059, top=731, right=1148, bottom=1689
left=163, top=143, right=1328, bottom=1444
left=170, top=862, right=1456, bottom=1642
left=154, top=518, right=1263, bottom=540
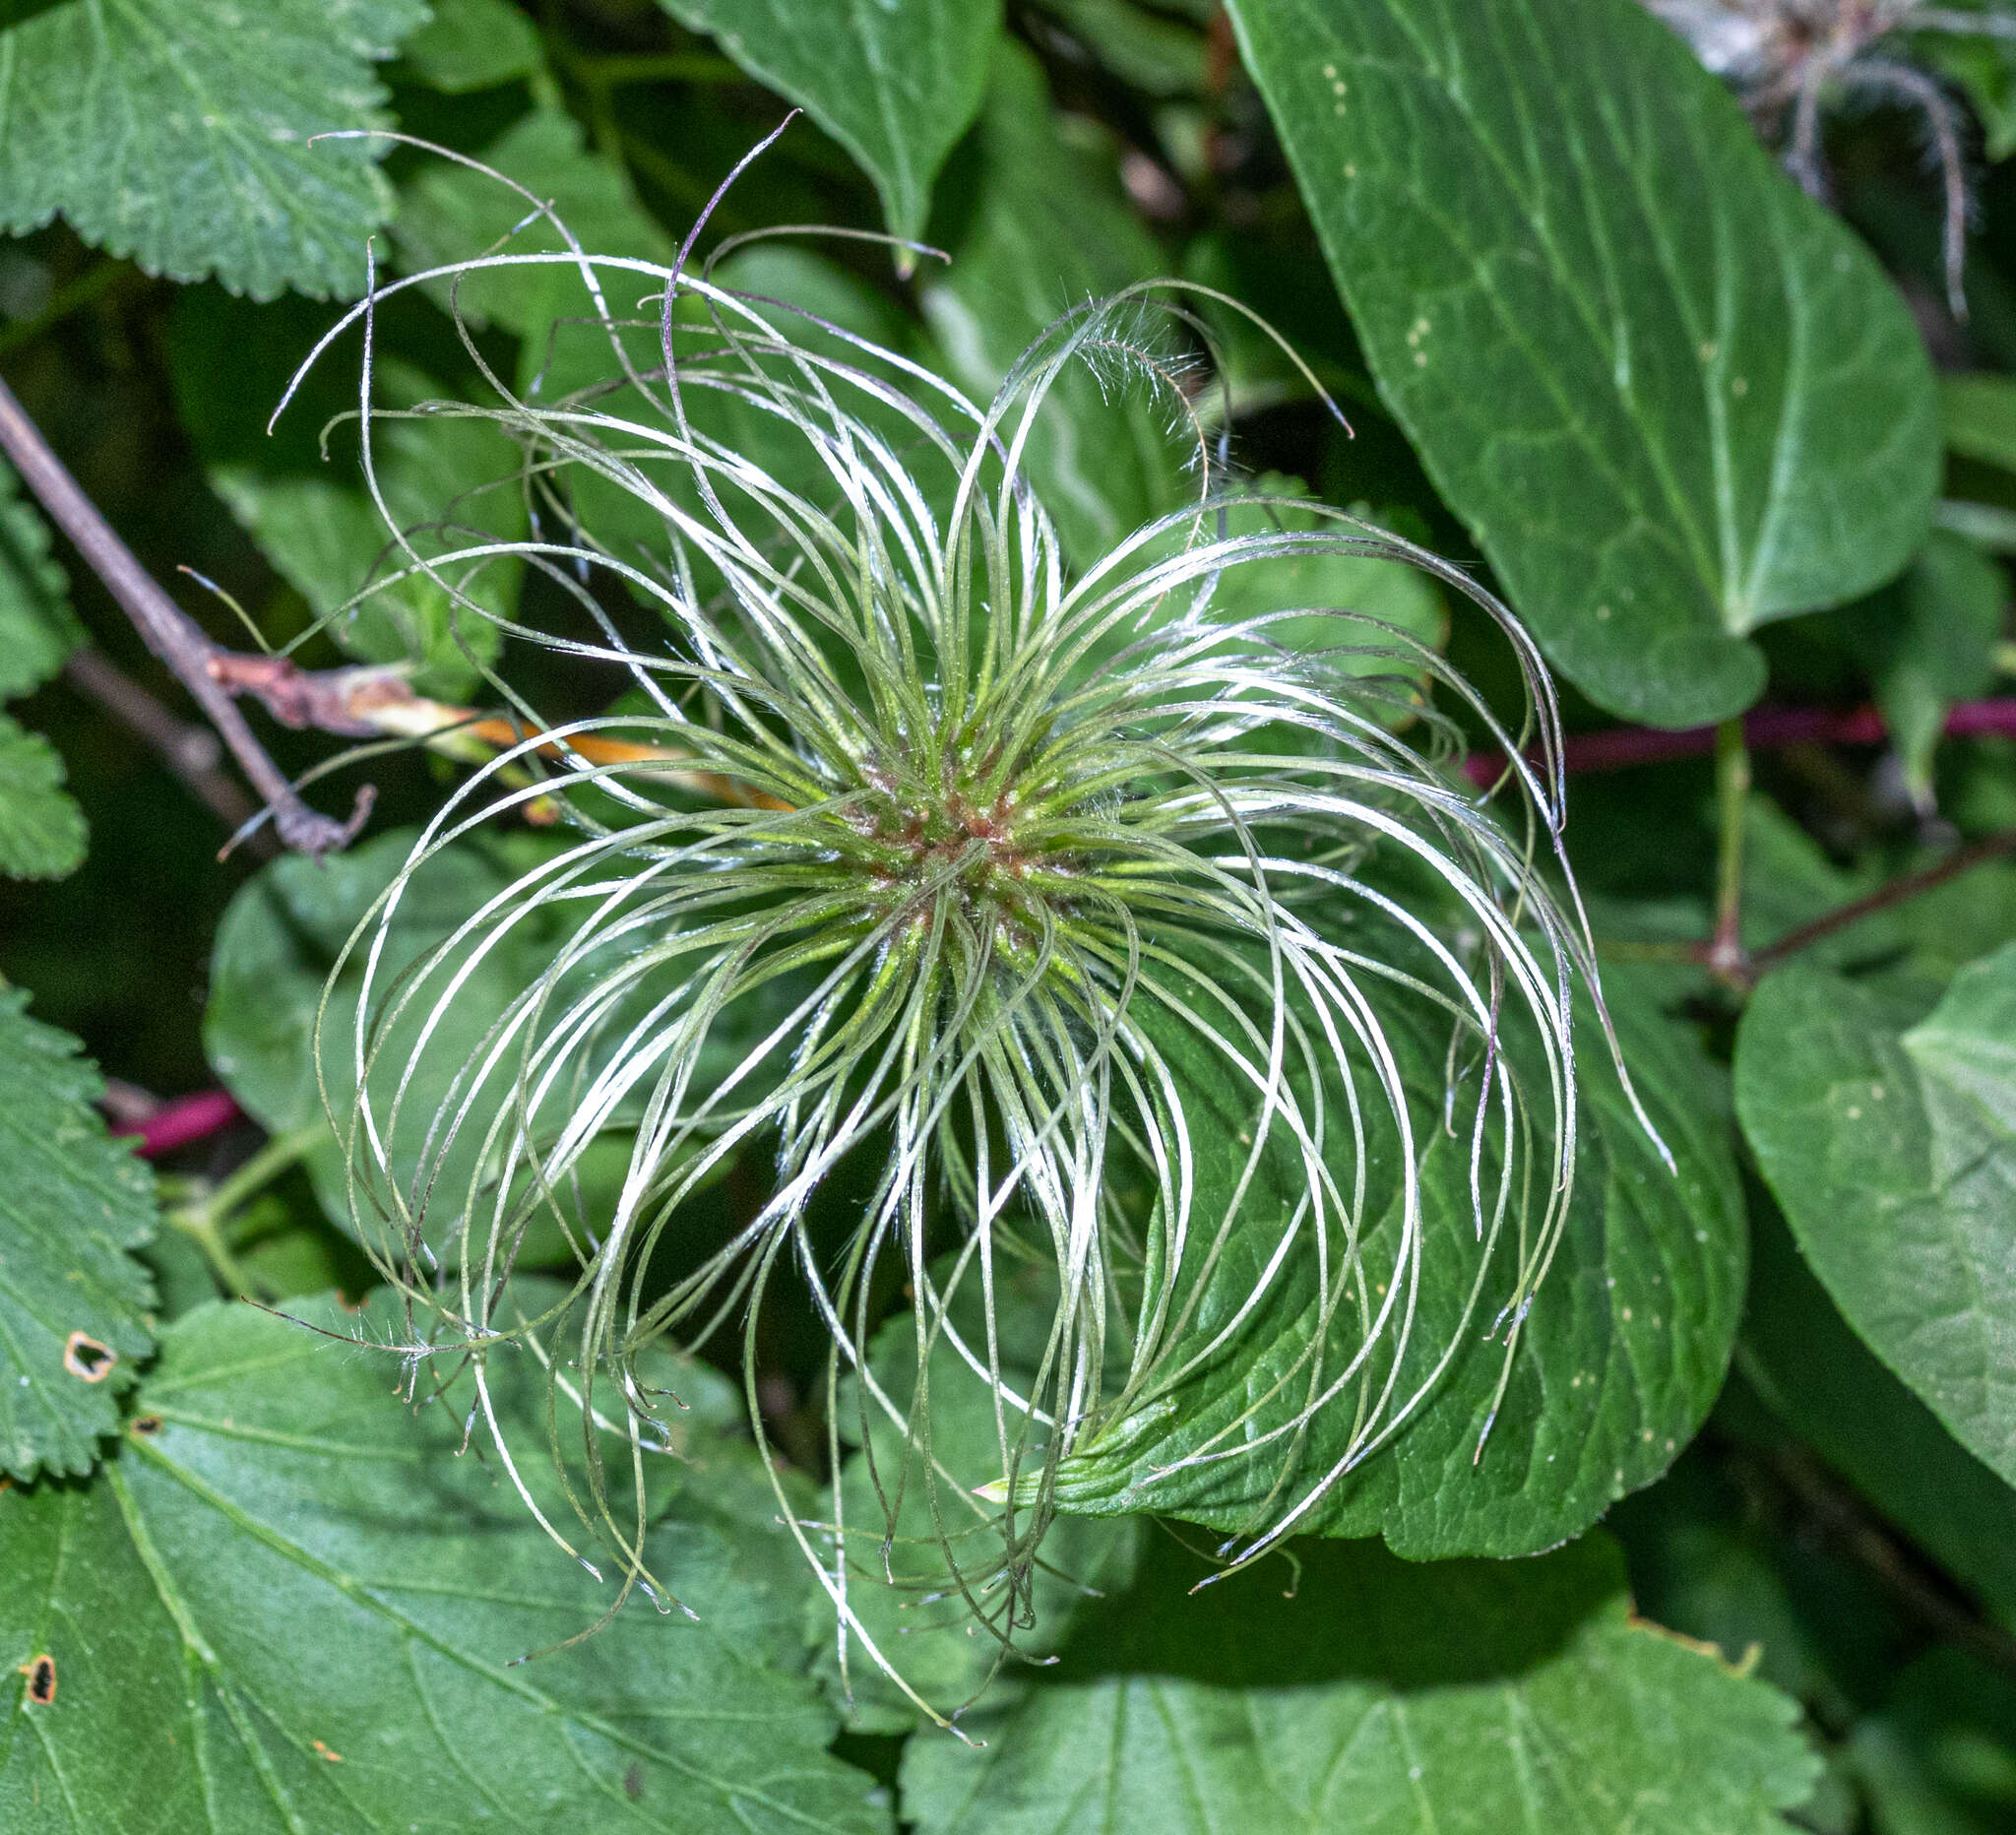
left=0, top=1294, right=892, bottom=1833
left=1845, top=1650, right=2016, bottom=1835
left=1883, top=857, right=2016, bottom=987
left=1736, top=1194, right=2016, bottom=1628
left=920, top=40, right=1188, bottom=568
left=815, top=1286, right=1144, bottom=1732
left=0, top=0, right=429, bottom=300
left=393, top=106, right=670, bottom=348
left=1850, top=532, right=2006, bottom=802
left=211, top=359, right=525, bottom=697
left=1039, top=0, right=1208, bottom=97
left=204, top=830, right=573, bottom=1246
left=398, top=0, right=543, bottom=94
left=391, top=109, right=684, bottom=610
left=1585, top=797, right=1925, bottom=1011
left=1043, top=959, right=1747, bottom=1559
left=901, top=1531, right=1818, bottom=1835
left=1611, top=1450, right=1903, bottom=1727
left=1205, top=473, right=1446, bottom=666
left=1942, top=371, right=2016, bottom=473
left=1225, top=0, right=1940, bottom=727
left=0, top=3, right=79, bottom=32
left=0, top=988, right=156, bottom=1482
left=1736, top=949, right=2016, bottom=1491
left=0, top=712, right=85, bottom=880
left=1922, top=19, right=2016, bottom=163
left=0, top=455, right=81, bottom=702
left=203, top=829, right=751, bottom=1259
left=655, top=0, right=1003, bottom=248
left=405, top=127, right=927, bottom=606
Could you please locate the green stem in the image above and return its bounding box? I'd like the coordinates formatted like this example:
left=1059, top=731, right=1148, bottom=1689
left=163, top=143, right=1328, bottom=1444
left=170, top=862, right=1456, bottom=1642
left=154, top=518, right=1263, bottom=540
left=570, top=52, right=741, bottom=87
left=1707, top=717, right=1750, bottom=984
left=205, top=1123, right=324, bottom=1223
left=617, top=129, right=717, bottom=217
left=0, top=259, right=125, bottom=358
left=165, top=1124, right=325, bottom=1298
left=167, top=1207, right=258, bottom=1299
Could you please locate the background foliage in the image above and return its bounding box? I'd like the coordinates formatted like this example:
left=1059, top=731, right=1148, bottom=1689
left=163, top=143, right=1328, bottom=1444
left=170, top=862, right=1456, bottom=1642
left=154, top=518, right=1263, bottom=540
left=2, top=1, right=2015, bottom=1829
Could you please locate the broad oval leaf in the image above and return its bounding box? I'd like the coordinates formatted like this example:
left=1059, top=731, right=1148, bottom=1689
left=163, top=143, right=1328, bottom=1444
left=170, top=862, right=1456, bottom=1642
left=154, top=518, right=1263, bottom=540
left=1042, top=963, right=1747, bottom=1559
left=0, top=0, right=428, bottom=299
left=0, top=1293, right=890, bottom=1834
left=919, top=40, right=1190, bottom=568
left=1735, top=948, right=2016, bottom=1490
left=902, top=1532, right=1818, bottom=1835
left=0, top=989, right=156, bottom=1482
left=656, top=0, right=1004, bottom=250
left=204, top=830, right=593, bottom=1248
left=1736, top=1194, right=2016, bottom=1627
left=1226, top=0, right=1940, bottom=727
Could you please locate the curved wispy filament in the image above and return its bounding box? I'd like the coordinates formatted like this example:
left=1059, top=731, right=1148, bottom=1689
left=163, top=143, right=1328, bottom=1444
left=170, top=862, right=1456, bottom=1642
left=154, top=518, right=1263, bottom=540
left=290, top=156, right=1657, bottom=1726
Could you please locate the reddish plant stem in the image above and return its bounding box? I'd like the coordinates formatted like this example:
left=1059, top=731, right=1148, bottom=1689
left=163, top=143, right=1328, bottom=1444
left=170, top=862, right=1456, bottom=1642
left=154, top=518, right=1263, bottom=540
left=1746, top=827, right=2016, bottom=979
left=1463, top=698, right=2016, bottom=787
left=1471, top=702, right=2016, bottom=988
left=0, top=374, right=377, bottom=856
left=114, top=1089, right=244, bottom=1159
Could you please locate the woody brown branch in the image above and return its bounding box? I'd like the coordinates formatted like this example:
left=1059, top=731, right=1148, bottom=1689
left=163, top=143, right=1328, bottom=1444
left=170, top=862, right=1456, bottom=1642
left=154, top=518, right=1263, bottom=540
left=0, top=372, right=375, bottom=856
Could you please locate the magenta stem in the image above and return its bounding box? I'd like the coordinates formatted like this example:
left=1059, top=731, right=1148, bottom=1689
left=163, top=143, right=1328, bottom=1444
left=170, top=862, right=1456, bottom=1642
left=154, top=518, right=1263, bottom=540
left=1464, top=698, right=2016, bottom=787
left=116, top=1089, right=243, bottom=1159
left=90, top=698, right=2016, bottom=1162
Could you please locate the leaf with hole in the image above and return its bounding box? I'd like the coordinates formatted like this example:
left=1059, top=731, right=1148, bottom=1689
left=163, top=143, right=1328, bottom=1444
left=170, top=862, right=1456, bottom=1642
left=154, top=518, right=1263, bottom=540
left=0, top=1292, right=891, bottom=1833
left=0, top=988, right=156, bottom=1482
left=1225, top=0, right=1940, bottom=727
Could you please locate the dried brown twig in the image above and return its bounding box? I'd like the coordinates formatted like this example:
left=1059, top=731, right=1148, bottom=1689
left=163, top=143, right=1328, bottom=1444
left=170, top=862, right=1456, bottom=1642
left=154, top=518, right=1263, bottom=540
left=0, top=373, right=378, bottom=856
left=0, top=369, right=789, bottom=853
left=59, top=648, right=266, bottom=847
left=1643, top=0, right=2004, bottom=316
